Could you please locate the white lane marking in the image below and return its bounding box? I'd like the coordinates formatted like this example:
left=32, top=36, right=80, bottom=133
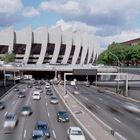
left=12, top=101, right=15, bottom=105
left=23, top=130, right=26, bottom=138
left=52, top=130, right=56, bottom=139
left=4, top=111, right=8, bottom=116
left=48, top=112, right=50, bottom=117
left=114, top=117, right=121, bottom=123
left=46, top=102, right=47, bottom=106
left=85, top=97, right=88, bottom=101
left=29, top=102, right=31, bottom=105
left=136, top=117, right=140, bottom=121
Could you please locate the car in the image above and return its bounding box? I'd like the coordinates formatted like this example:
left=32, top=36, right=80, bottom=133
left=3, top=113, right=18, bottom=128
left=46, top=89, right=53, bottom=95
left=0, top=102, right=5, bottom=110
left=17, top=92, right=26, bottom=98
left=73, top=90, right=80, bottom=95
left=122, top=102, right=140, bottom=114
left=35, top=121, right=50, bottom=138
left=27, top=84, right=32, bottom=88
left=46, top=83, right=50, bottom=89
left=14, top=87, right=19, bottom=92
left=21, top=106, right=32, bottom=116
left=32, top=91, right=41, bottom=100
left=50, top=96, right=58, bottom=104
left=57, top=111, right=69, bottom=122
left=32, top=130, right=45, bottom=140
left=67, top=126, right=86, bottom=140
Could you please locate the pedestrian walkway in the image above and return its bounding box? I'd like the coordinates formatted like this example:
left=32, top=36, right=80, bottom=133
left=53, top=84, right=117, bottom=140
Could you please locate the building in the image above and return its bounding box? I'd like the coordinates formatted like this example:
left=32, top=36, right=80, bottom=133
left=120, top=38, right=140, bottom=46
left=0, top=26, right=100, bottom=79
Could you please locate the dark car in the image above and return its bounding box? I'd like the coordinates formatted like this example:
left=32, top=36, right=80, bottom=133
left=46, top=89, right=53, bottom=95
left=27, top=84, right=32, bottom=88
left=21, top=106, right=32, bottom=116
left=17, top=92, right=26, bottom=98
left=35, top=121, right=50, bottom=138
left=32, top=130, right=45, bottom=140
left=57, top=111, right=69, bottom=122
left=0, top=102, right=5, bottom=110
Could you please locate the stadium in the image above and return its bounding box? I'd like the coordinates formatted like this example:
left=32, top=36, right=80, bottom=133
left=0, top=26, right=100, bottom=80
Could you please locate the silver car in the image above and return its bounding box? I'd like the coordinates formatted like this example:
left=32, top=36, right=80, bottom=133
left=3, top=113, right=18, bottom=128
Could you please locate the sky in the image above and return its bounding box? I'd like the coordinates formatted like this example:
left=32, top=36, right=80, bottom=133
left=0, top=0, right=140, bottom=48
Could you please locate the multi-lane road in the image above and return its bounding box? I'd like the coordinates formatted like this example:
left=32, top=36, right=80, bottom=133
left=0, top=83, right=91, bottom=140
left=67, top=84, right=140, bottom=140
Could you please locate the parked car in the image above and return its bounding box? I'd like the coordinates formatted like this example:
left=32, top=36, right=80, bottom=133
left=57, top=111, right=69, bottom=122
left=0, top=102, right=5, bottom=110
left=35, top=121, right=50, bottom=138
left=50, top=96, right=58, bottom=104
left=3, top=113, right=18, bottom=128
left=21, top=106, right=32, bottom=116
left=32, top=91, right=41, bottom=100
left=32, top=130, right=45, bottom=140
left=67, top=126, right=86, bottom=140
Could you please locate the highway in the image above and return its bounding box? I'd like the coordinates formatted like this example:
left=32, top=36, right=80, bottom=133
left=67, top=84, right=140, bottom=140
left=0, top=83, right=91, bottom=140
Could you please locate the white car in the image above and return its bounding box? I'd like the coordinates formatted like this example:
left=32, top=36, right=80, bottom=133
left=32, top=91, right=41, bottom=100
left=67, top=126, right=86, bottom=140
left=50, top=96, right=58, bottom=104
left=3, top=113, right=18, bottom=128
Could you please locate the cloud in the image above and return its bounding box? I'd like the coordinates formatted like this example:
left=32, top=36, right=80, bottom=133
left=50, top=19, right=98, bottom=33
left=39, top=0, right=140, bottom=36
left=22, top=7, right=39, bottom=17
left=0, top=0, right=23, bottom=14
left=51, top=19, right=140, bottom=48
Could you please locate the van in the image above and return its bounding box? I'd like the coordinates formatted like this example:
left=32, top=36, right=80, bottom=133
left=32, top=91, right=41, bottom=100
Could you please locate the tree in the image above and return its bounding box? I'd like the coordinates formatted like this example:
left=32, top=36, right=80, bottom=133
left=97, top=42, right=140, bottom=66
left=0, top=52, right=15, bottom=64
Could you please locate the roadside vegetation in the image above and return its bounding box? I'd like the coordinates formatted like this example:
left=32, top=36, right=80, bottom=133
left=97, top=42, right=140, bottom=66
left=0, top=52, right=15, bottom=64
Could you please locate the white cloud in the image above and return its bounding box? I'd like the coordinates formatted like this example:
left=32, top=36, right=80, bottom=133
left=22, top=7, right=39, bottom=17
left=98, top=29, right=140, bottom=48
left=0, top=0, right=23, bottom=15
left=40, top=0, right=140, bottom=36
left=50, top=19, right=98, bottom=33
left=51, top=19, right=140, bottom=49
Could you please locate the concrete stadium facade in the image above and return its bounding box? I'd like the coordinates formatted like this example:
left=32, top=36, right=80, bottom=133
left=0, top=26, right=100, bottom=66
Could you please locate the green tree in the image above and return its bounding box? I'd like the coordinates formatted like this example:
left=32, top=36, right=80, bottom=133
left=0, top=52, right=15, bottom=63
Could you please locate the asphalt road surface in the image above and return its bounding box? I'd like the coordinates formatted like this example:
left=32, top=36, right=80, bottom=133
left=67, top=84, right=140, bottom=140
left=0, top=83, right=91, bottom=140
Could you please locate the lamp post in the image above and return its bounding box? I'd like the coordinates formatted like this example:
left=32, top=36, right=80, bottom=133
left=108, top=51, right=121, bottom=93
left=64, top=73, right=72, bottom=95
left=3, top=65, right=6, bottom=87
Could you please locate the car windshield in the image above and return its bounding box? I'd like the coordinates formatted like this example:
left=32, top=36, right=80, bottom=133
left=59, top=112, right=68, bottom=117
left=37, top=124, right=48, bottom=130
left=6, top=115, right=14, bottom=120
left=22, top=107, right=30, bottom=110
left=51, top=97, right=57, bottom=100
left=71, top=130, right=83, bottom=135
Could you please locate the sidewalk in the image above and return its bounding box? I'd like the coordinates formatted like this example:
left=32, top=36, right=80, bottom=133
left=53, top=84, right=118, bottom=140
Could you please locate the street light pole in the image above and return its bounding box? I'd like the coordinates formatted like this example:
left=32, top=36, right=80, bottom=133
left=3, top=66, right=6, bottom=87
left=64, top=73, right=72, bottom=95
